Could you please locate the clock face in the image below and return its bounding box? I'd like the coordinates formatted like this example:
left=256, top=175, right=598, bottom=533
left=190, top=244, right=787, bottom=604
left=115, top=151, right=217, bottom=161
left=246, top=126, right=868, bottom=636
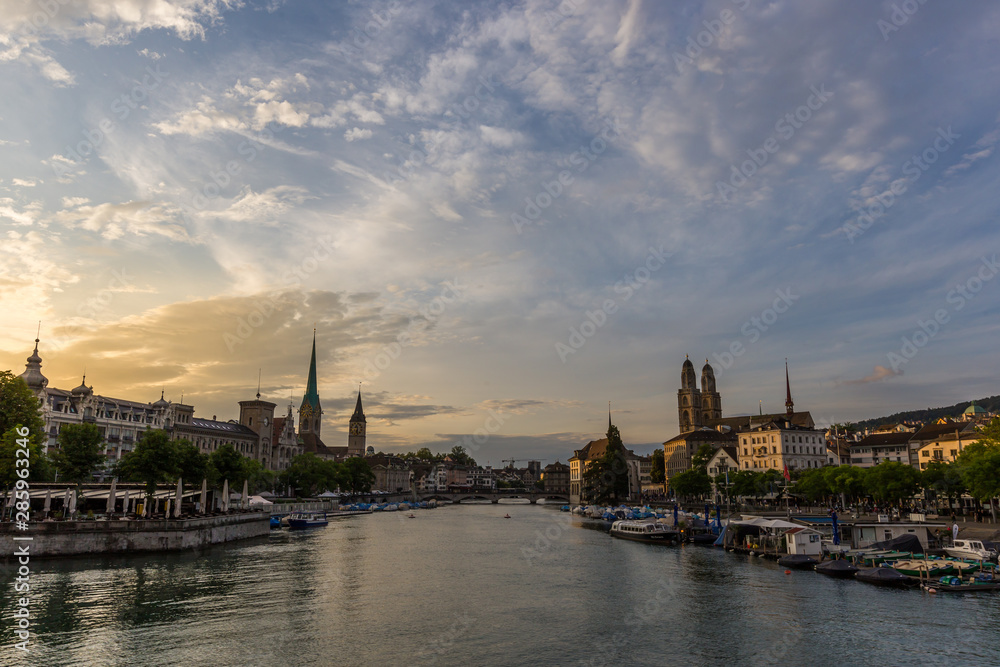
left=263, top=417, right=270, bottom=427
left=350, top=423, right=363, bottom=435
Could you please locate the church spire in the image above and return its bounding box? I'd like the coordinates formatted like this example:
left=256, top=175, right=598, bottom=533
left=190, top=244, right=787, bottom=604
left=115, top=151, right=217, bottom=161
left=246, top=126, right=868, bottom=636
left=351, top=388, right=366, bottom=423
left=20, top=332, right=48, bottom=390
left=301, top=329, right=321, bottom=413
left=785, top=359, right=794, bottom=417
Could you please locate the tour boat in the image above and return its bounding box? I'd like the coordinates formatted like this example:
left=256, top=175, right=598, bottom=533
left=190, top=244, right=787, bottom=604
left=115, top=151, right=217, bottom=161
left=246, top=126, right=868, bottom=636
left=609, top=520, right=681, bottom=545
left=945, top=540, right=998, bottom=561
left=287, top=511, right=329, bottom=529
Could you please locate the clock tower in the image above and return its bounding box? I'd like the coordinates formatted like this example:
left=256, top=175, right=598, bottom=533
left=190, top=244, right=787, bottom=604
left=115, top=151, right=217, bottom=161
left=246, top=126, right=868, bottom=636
left=239, top=391, right=276, bottom=468
left=347, top=390, right=366, bottom=457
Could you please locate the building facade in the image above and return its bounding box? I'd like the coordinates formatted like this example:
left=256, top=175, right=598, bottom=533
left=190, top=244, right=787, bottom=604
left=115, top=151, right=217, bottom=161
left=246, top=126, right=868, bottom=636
left=737, top=418, right=827, bottom=472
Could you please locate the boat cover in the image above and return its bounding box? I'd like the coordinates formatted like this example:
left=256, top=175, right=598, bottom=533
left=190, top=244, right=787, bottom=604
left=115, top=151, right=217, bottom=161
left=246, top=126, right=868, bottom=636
left=865, top=533, right=924, bottom=554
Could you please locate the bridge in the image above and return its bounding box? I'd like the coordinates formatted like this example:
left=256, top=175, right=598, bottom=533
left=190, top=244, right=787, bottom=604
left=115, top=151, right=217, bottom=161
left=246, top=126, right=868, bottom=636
left=415, top=490, right=570, bottom=505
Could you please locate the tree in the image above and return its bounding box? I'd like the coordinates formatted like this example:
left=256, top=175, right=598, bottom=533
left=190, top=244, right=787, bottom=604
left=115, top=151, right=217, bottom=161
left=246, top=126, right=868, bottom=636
left=864, top=461, right=921, bottom=505
left=921, top=461, right=965, bottom=511
left=176, top=440, right=210, bottom=484
left=793, top=467, right=831, bottom=502
left=650, top=448, right=665, bottom=485
left=827, top=465, right=866, bottom=503
left=415, top=447, right=435, bottom=461
left=51, top=423, right=106, bottom=484
left=284, top=453, right=342, bottom=496
left=343, top=457, right=375, bottom=493
left=582, top=423, right=630, bottom=505
left=116, top=429, right=181, bottom=500
left=691, top=444, right=714, bottom=470
left=0, top=371, right=48, bottom=487
left=669, top=467, right=711, bottom=499
left=209, top=444, right=246, bottom=488
left=448, top=445, right=477, bottom=467
left=956, top=443, right=1000, bottom=520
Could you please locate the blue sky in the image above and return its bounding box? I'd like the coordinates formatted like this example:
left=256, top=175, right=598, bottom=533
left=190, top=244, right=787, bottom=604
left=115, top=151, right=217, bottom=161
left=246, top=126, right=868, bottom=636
left=2, top=0, right=999, bottom=464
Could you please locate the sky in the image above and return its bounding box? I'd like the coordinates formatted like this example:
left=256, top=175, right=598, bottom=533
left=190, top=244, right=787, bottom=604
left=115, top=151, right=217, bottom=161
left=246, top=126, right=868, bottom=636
left=1, top=0, right=999, bottom=465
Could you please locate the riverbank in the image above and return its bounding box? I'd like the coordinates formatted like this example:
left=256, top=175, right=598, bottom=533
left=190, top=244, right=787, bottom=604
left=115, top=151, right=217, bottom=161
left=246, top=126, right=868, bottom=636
left=0, top=512, right=270, bottom=558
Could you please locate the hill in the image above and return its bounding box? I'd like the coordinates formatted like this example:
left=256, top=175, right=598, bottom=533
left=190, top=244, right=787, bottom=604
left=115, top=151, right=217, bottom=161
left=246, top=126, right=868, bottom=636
left=854, top=396, right=1000, bottom=431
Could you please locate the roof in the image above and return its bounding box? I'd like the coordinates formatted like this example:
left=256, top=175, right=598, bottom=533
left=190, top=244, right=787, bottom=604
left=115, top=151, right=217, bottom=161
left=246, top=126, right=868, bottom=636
left=187, top=418, right=258, bottom=436
left=570, top=437, right=639, bottom=462
left=708, top=446, right=739, bottom=463
left=911, top=421, right=976, bottom=442
left=665, top=428, right=735, bottom=445
left=852, top=432, right=912, bottom=448
left=301, top=331, right=322, bottom=413
left=351, top=390, right=366, bottom=423
left=708, top=411, right=815, bottom=431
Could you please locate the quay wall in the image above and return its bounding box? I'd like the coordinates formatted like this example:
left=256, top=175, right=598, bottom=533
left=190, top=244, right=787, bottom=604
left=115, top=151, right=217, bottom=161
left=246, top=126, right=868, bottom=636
left=268, top=501, right=337, bottom=515
left=1, top=512, right=270, bottom=558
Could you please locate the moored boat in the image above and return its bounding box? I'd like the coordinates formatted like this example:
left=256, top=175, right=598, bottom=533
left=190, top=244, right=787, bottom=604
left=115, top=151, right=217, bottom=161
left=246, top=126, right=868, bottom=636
left=855, top=567, right=919, bottom=588
left=609, top=520, right=681, bottom=545
left=287, top=511, right=329, bottom=529
left=777, top=555, right=819, bottom=569
left=815, top=559, right=859, bottom=578
left=892, top=560, right=948, bottom=577
left=945, top=539, right=998, bottom=562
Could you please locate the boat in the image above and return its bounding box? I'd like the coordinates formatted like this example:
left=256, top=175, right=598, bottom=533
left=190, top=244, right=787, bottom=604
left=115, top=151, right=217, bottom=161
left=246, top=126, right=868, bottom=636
left=503, top=514, right=511, bottom=519
left=815, top=559, right=859, bottom=578
left=892, top=560, right=948, bottom=577
left=945, top=539, right=998, bottom=561
left=407, top=514, right=416, bottom=519
left=269, top=516, right=283, bottom=529
left=609, top=520, right=681, bottom=545
left=923, top=573, right=1000, bottom=593
left=855, top=567, right=919, bottom=588
left=777, top=555, right=819, bottom=569
left=286, top=511, right=329, bottom=529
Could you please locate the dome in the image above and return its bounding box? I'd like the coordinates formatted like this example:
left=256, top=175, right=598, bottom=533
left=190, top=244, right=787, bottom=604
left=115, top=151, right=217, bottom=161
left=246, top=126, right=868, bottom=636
left=702, top=360, right=714, bottom=374
left=71, top=376, right=92, bottom=397
left=152, top=390, right=170, bottom=409
left=964, top=402, right=986, bottom=415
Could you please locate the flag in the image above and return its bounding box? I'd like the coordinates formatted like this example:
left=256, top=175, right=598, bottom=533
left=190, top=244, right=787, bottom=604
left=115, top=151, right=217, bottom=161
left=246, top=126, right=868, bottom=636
left=783, top=464, right=790, bottom=481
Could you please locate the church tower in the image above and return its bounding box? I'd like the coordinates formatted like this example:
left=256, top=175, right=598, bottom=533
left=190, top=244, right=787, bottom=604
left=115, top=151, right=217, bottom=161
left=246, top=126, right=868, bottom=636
left=700, top=360, right=722, bottom=423
left=298, top=331, right=323, bottom=437
left=347, top=390, right=366, bottom=457
left=677, top=356, right=702, bottom=432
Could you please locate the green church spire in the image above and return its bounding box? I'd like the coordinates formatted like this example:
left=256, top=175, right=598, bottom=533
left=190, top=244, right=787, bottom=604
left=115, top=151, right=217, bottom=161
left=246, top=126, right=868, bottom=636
left=301, top=329, right=321, bottom=413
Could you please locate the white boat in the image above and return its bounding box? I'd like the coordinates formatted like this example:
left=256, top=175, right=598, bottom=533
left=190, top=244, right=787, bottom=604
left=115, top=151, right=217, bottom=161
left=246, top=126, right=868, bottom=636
left=945, top=539, right=997, bottom=561
left=287, top=511, right=329, bottom=529
left=609, top=520, right=681, bottom=545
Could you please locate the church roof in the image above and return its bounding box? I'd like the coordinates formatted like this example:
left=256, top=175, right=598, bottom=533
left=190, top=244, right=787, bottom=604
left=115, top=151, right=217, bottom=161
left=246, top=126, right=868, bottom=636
left=19, top=338, right=48, bottom=389
left=964, top=402, right=987, bottom=414
left=351, top=390, right=366, bottom=423
left=301, top=330, right=322, bottom=413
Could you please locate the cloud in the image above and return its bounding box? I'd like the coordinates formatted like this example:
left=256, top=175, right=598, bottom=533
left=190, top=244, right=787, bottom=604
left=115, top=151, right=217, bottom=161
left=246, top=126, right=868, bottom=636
left=344, top=127, right=373, bottom=142
left=841, top=365, right=903, bottom=386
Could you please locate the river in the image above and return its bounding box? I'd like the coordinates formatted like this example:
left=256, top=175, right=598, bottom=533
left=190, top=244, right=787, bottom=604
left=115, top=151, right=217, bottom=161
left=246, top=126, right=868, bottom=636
left=2, top=503, right=998, bottom=666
